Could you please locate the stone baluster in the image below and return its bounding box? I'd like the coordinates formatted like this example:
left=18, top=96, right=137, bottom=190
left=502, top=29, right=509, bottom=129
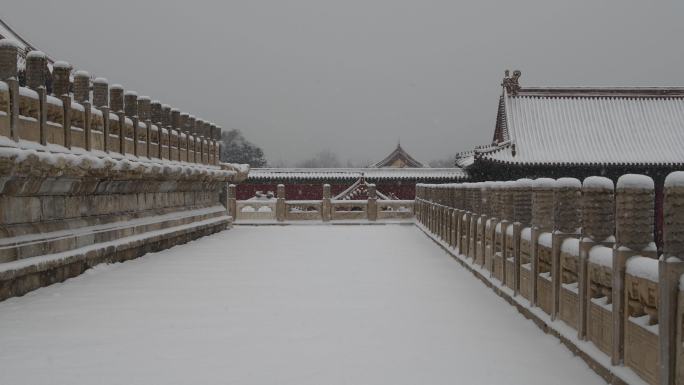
left=124, top=91, right=138, bottom=155
left=530, top=178, right=556, bottom=307
left=612, top=174, right=655, bottom=366
left=0, top=39, right=19, bottom=81
left=179, top=113, right=189, bottom=162
left=73, top=71, right=90, bottom=103
left=0, top=39, right=19, bottom=140
left=161, top=105, right=171, bottom=159
left=276, top=184, right=286, bottom=222
left=26, top=51, right=47, bottom=90
left=138, top=96, right=151, bottom=158
left=578, top=176, right=614, bottom=339
left=73, top=71, right=91, bottom=150
left=187, top=115, right=196, bottom=163
left=93, top=78, right=108, bottom=108
left=93, top=78, right=109, bottom=152
left=109, top=85, right=124, bottom=153
left=51, top=61, right=71, bottom=96
left=150, top=101, right=162, bottom=159
left=367, top=183, right=378, bottom=222
left=549, top=178, right=581, bottom=319
left=659, top=172, right=684, bottom=385
left=322, top=184, right=331, bottom=222
left=227, top=184, right=237, bottom=219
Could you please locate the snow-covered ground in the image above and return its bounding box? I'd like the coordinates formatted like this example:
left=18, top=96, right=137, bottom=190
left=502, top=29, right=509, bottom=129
left=0, top=225, right=606, bottom=385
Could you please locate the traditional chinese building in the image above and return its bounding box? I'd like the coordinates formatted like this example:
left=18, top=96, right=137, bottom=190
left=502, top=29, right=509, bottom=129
left=463, top=70, right=684, bottom=244
left=238, top=144, right=466, bottom=200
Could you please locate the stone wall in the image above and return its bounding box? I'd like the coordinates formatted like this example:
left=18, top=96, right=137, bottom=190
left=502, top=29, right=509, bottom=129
left=416, top=173, right=684, bottom=385
left=0, top=38, right=249, bottom=301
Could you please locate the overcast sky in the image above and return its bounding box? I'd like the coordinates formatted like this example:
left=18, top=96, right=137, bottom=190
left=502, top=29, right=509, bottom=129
left=4, top=1, right=684, bottom=166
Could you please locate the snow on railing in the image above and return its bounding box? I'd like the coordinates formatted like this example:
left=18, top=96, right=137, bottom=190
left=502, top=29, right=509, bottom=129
left=227, top=183, right=415, bottom=223
left=0, top=38, right=221, bottom=166
left=415, top=173, right=684, bottom=385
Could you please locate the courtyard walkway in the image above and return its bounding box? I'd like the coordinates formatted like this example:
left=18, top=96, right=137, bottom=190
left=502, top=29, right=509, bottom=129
left=0, top=225, right=606, bottom=385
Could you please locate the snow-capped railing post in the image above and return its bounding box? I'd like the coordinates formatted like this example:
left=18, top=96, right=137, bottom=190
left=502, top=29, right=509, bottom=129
left=227, top=184, right=237, bottom=219
left=74, top=71, right=92, bottom=151
left=579, top=176, right=614, bottom=340
left=110, top=84, right=124, bottom=154
left=26, top=50, right=46, bottom=90
left=475, top=182, right=489, bottom=266
left=367, top=184, right=377, bottom=222
left=52, top=61, right=71, bottom=97
left=495, top=181, right=514, bottom=284
left=37, top=86, right=47, bottom=145
left=612, top=174, right=655, bottom=366
left=161, top=105, right=171, bottom=160
left=179, top=113, right=189, bottom=161
left=484, top=182, right=500, bottom=273
left=531, top=178, right=556, bottom=309
left=468, top=183, right=481, bottom=260
left=659, top=172, right=684, bottom=385
left=170, top=109, right=180, bottom=161
left=61, top=93, right=72, bottom=149
left=0, top=39, right=19, bottom=141
left=0, top=39, right=18, bottom=82
left=125, top=91, right=138, bottom=156
left=512, top=178, right=533, bottom=296
left=138, top=97, right=151, bottom=158
left=551, top=178, right=581, bottom=321
left=322, top=184, right=332, bottom=222
left=27, top=52, right=48, bottom=145
left=151, top=101, right=162, bottom=159
left=187, top=115, right=196, bottom=162
left=461, top=183, right=472, bottom=258
left=276, top=184, right=286, bottom=222
left=51, top=60, right=71, bottom=148
left=94, top=78, right=109, bottom=152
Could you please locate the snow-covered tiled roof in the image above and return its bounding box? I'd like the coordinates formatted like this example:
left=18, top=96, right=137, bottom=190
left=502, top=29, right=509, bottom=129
left=481, top=87, right=684, bottom=166
left=370, top=143, right=425, bottom=168
left=247, top=167, right=468, bottom=181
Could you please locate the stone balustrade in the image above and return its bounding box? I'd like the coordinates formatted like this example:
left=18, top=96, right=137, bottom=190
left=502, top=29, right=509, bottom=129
left=0, top=38, right=249, bottom=304
left=415, top=173, right=684, bottom=385
left=0, top=38, right=221, bottom=165
left=229, top=184, right=414, bottom=223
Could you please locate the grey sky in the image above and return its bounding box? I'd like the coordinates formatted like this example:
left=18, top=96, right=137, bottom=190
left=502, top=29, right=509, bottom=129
left=4, top=1, right=684, bottom=166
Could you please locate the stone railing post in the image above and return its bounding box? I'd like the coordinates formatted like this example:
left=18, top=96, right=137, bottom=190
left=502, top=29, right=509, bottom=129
left=531, top=178, right=556, bottom=307
left=612, top=174, right=655, bottom=366
left=276, top=184, right=286, bottom=222
left=125, top=91, right=138, bottom=156
left=110, top=85, right=124, bottom=153
left=512, top=178, right=533, bottom=296
left=73, top=70, right=89, bottom=103
left=37, top=86, right=47, bottom=145
left=322, top=184, right=332, bottom=222
left=0, top=40, right=19, bottom=141
left=61, top=93, right=72, bottom=149
left=52, top=61, right=71, bottom=97
left=93, top=78, right=109, bottom=108
left=171, top=109, right=180, bottom=161
left=227, top=184, right=237, bottom=219
left=73, top=71, right=91, bottom=150
left=659, top=172, right=684, bottom=385
left=162, top=105, right=171, bottom=159
left=138, top=96, right=151, bottom=158
left=579, top=176, right=614, bottom=339
left=0, top=39, right=19, bottom=81
left=551, top=177, right=581, bottom=320
left=367, top=184, right=378, bottom=222
left=468, top=183, right=482, bottom=260
left=26, top=51, right=47, bottom=90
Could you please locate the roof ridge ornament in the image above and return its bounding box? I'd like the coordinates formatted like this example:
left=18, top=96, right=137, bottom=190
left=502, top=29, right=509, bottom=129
left=502, top=69, right=522, bottom=95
